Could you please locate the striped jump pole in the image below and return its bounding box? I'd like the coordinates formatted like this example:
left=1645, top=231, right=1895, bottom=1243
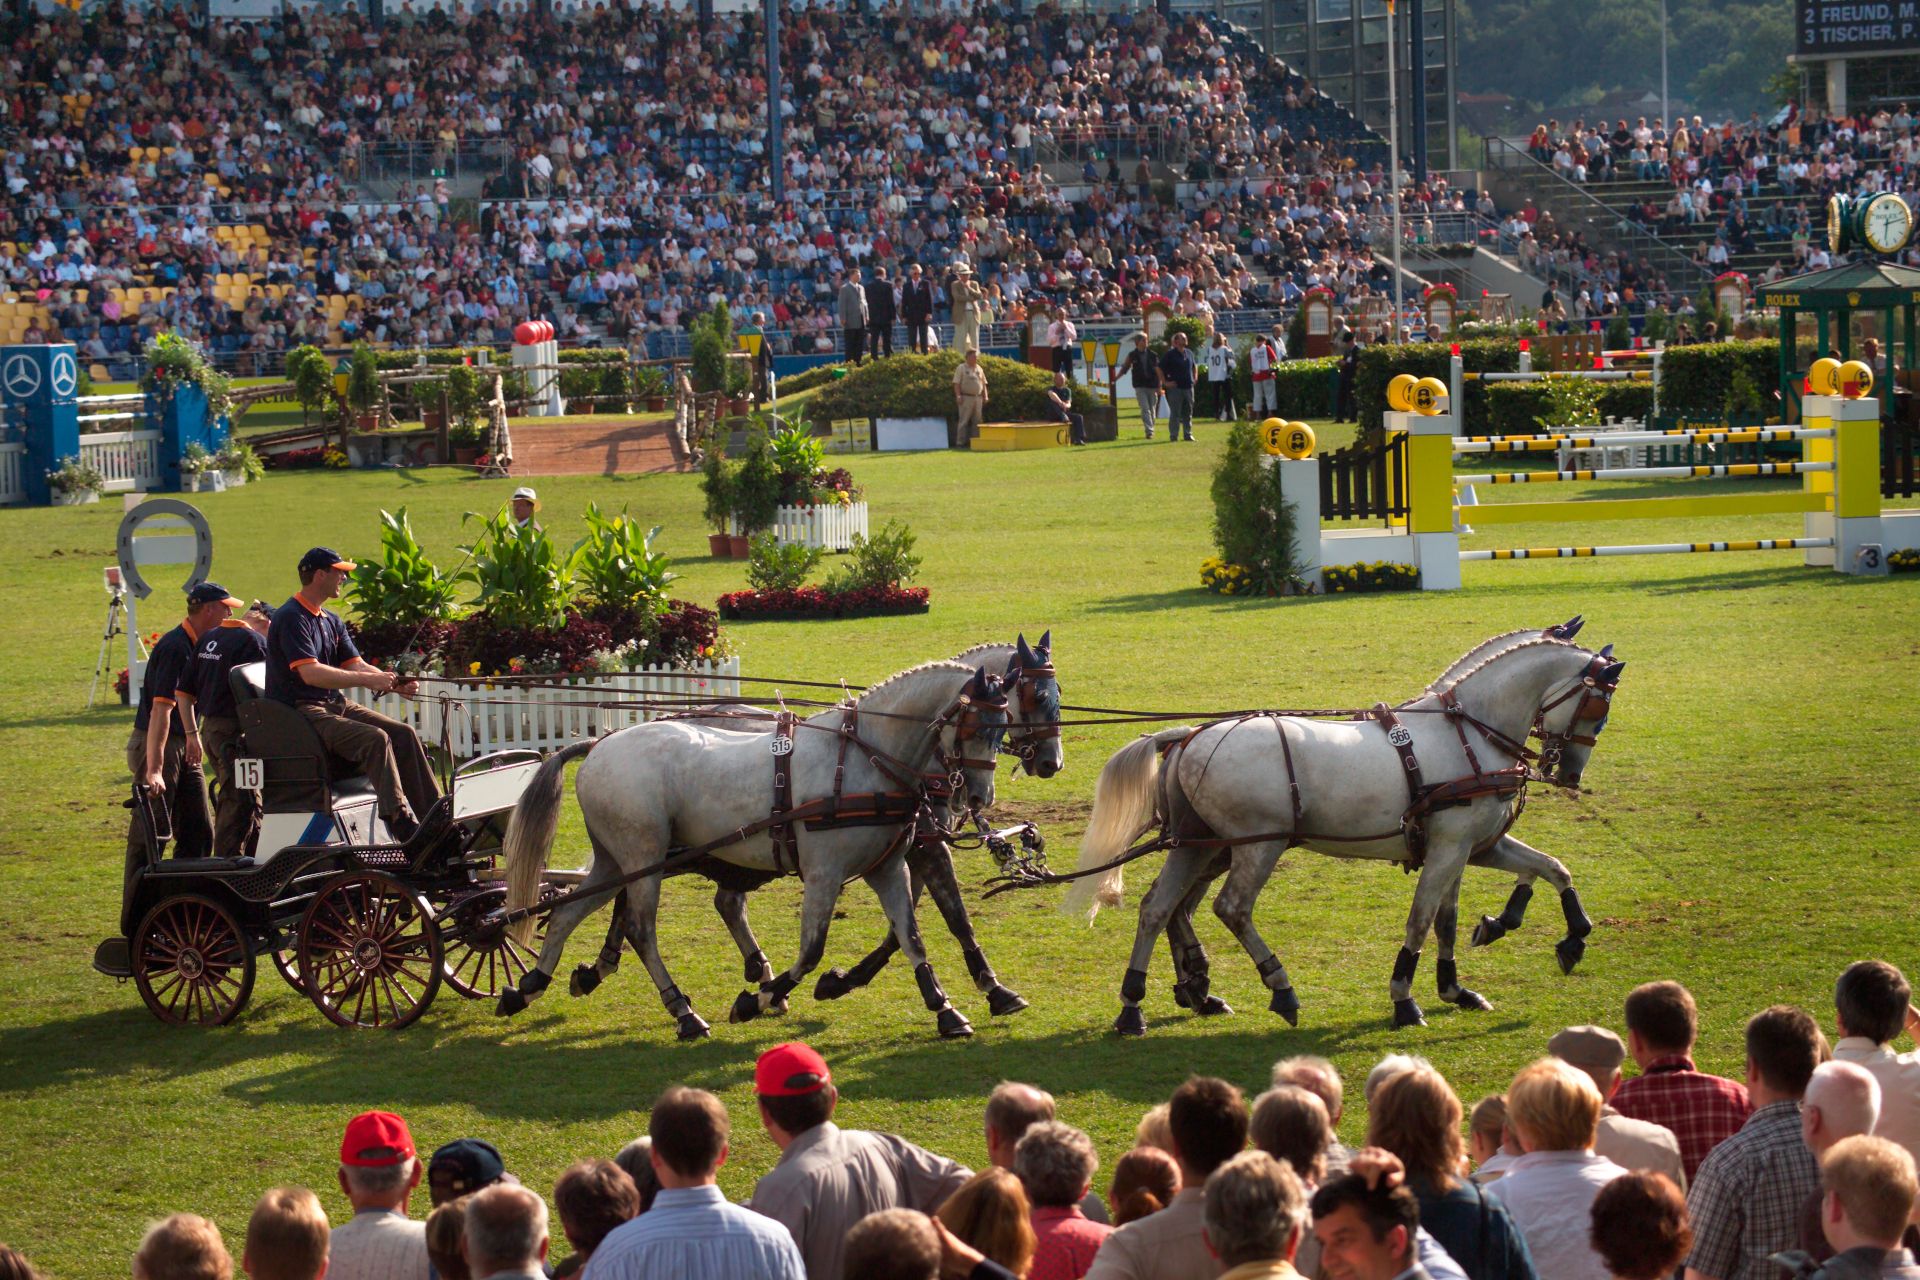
left=1455, top=462, right=1833, bottom=485
left=1453, top=427, right=1833, bottom=453
left=1463, top=538, right=1834, bottom=561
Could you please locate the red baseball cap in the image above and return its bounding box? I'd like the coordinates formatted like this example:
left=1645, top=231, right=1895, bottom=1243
left=341, top=1111, right=416, bottom=1167
left=756, top=1042, right=832, bottom=1097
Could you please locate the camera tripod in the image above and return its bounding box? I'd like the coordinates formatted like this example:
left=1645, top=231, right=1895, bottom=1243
left=88, top=587, right=133, bottom=709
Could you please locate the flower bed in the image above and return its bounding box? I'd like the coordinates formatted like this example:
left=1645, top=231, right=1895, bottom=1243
left=717, top=584, right=929, bottom=620
left=1324, top=561, right=1421, bottom=593
left=267, top=446, right=349, bottom=470
left=1890, top=548, right=1920, bottom=574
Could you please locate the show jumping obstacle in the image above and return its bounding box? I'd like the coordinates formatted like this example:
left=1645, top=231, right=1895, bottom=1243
left=1285, top=362, right=1914, bottom=588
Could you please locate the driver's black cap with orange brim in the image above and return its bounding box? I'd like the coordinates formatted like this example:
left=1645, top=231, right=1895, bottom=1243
left=297, top=547, right=356, bottom=575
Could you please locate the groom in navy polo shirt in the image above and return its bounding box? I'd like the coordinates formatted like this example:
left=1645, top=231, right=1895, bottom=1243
left=267, top=547, right=441, bottom=840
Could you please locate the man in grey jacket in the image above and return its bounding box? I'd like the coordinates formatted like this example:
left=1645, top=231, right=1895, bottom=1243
left=748, top=1042, right=970, bottom=1280
left=837, top=273, right=868, bottom=366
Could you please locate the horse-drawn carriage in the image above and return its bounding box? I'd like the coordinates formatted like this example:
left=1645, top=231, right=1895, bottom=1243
left=94, top=661, right=550, bottom=1028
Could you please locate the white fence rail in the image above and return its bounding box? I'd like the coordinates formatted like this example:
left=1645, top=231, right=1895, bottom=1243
left=733, top=501, right=869, bottom=551
left=79, top=429, right=163, bottom=493
left=345, top=659, right=742, bottom=758
left=0, top=443, right=22, bottom=505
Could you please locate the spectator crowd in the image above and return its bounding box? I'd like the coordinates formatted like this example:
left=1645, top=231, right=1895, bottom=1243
left=8, top=958, right=1920, bottom=1280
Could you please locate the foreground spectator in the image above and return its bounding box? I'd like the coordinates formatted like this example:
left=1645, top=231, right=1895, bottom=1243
left=1487, top=1058, right=1627, bottom=1280
left=1251, top=1086, right=1331, bottom=1187
left=1685, top=1005, right=1827, bottom=1280
left=1589, top=1173, right=1692, bottom=1280
left=1016, top=1121, right=1110, bottom=1280
left=937, top=1168, right=1036, bottom=1276
left=747, top=1042, right=970, bottom=1280
left=1833, top=962, right=1920, bottom=1165
left=242, top=1189, right=329, bottom=1280
left=331, top=1112, right=428, bottom=1280
left=593, top=1087, right=803, bottom=1280
left=1468, top=1097, right=1518, bottom=1185
left=1086, top=1076, right=1248, bottom=1280
left=1549, top=1025, right=1687, bottom=1187
left=550, top=1160, right=638, bottom=1277
left=430, top=1141, right=510, bottom=1208
left=461, top=1187, right=547, bottom=1280
left=986, top=1083, right=1109, bottom=1224
left=1799, top=1062, right=1889, bottom=1260
left=1109, top=1148, right=1182, bottom=1228
left=422, top=1200, right=470, bottom=1280
left=1368, top=1067, right=1538, bottom=1280
left=1310, top=1174, right=1430, bottom=1280
left=1787, top=1137, right=1920, bottom=1278
left=841, top=1209, right=1020, bottom=1280
left=137, top=1215, right=233, bottom=1280
left=1271, top=1056, right=1352, bottom=1178
left=1613, top=981, right=1753, bottom=1179
left=1201, top=1151, right=1307, bottom=1279
left=611, top=1137, right=663, bottom=1214
left=1134, top=1105, right=1174, bottom=1155
left=0, top=1247, right=40, bottom=1280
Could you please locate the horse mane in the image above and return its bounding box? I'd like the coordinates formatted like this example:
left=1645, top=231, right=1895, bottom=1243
left=1424, top=629, right=1541, bottom=694
left=859, top=658, right=979, bottom=699
left=951, top=641, right=1014, bottom=665
left=1430, top=634, right=1583, bottom=694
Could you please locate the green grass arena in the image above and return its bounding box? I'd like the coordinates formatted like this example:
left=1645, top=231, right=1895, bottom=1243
left=2, top=413, right=1914, bottom=1278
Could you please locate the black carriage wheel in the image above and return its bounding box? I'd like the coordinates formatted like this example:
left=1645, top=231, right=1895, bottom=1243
left=438, top=887, right=544, bottom=1000
left=270, top=929, right=308, bottom=994
left=133, top=894, right=256, bottom=1027
left=297, top=872, right=444, bottom=1030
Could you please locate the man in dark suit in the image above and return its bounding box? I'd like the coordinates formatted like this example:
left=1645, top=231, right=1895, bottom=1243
left=901, top=263, right=935, bottom=353
left=865, top=266, right=896, bottom=360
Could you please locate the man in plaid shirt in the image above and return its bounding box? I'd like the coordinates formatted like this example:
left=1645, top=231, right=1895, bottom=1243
left=1683, top=1005, right=1827, bottom=1280
left=1614, top=981, right=1753, bottom=1179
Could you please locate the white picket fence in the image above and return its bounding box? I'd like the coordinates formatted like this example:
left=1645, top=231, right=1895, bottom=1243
left=79, top=429, right=164, bottom=493
left=345, top=658, right=743, bottom=758
left=733, top=501, right=869, bottom=551
left=0, top=443, right=23, bottom=505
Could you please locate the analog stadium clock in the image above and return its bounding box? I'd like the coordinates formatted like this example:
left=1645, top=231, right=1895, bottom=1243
left=1862, top=192, right=1914, bottom=255
left=1828, top=194, right=1852, bottom=254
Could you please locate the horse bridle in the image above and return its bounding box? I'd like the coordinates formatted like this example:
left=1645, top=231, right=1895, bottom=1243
left=1530, top=653, right=1619, bottom=775
left=1000, top=660, right=1060, bottom=765
left=926, top=684, right=1012, bottom=794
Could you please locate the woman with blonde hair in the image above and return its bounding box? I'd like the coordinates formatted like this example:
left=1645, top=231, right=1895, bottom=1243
left=936, top=1167, right=1037, bottom=1277
left=424, top=1196, right=472, bottom=1280
left=1368, top=1067, right=1537, bottom=1280
left=1485, top=1059, right=1628, bottom=1280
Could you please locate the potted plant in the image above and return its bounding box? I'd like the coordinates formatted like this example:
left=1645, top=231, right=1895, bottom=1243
left=345, top=343, right=383, bottom=432
left=699, top=446, right=737, bottom=557
left=179, top=442, right=220, bottom=492
left=729, top=431, right=781, bottom=558
left=635, top=366, right=668, bottom=413
left=47, top=454, right=105, bottom=505
left=140, top=334, right=233, bottom=421
left=215, top=438, right=264, bottom=487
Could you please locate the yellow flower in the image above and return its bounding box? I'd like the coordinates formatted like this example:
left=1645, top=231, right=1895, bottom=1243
left=469, top=661, right=482, bottom=675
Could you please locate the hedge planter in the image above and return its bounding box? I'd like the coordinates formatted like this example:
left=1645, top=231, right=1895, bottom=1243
left=707, top=532, right=732, bottom=557
left=717, top=585, right=930, bottom=620
left=52, top=489, right=101, bottom=506
left=344, top=659, right=742, bottom=758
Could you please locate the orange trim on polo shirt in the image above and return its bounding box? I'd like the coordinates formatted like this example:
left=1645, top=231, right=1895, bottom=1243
left=218, top=619, right=250, bottom=628
left=181, top=619, right=201, bottom=643
left=151, top=694, right=175, bottom=706
left=288, top=658, right=319, bottom=669
left=293, top=593, right=325, bottom=616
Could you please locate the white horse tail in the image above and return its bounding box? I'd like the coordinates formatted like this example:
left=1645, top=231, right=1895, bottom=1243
left=1062, top=726, right=1193, bottom=922
left=503, top=739, right=596, bottom=944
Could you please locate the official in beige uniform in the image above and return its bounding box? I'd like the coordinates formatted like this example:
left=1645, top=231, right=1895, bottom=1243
left=953, top=348, right=990, bottom=446
left=952, top=269, right=985, bottom=354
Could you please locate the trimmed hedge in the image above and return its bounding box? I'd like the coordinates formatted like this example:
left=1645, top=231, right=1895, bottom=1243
left=1484, top=382, right=1657, bottom=438
left=717, top=584, right=930, bottom=620
left=779, top=362, right=849, bottom=397
left=1357, top=339, right=1522, bottom=435
left=1267, top=358, right=1338, bottom=419
left=1658, top=340, right=1780, bottom=420
left=802, top=351, right=1099, bottom=426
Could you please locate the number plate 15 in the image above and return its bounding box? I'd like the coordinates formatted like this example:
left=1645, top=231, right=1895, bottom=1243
left=233, top=757, right=265, bottom=791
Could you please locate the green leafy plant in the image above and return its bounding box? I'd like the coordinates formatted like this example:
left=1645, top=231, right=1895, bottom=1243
left=632, top=366, right=668, bottom=402
left=746, top=533, right=824, bottom=592
left=1533, top=374, right=1605, bottom=433
left=179, top=442, right=215, bottom=475
left=214, top=438, right=265, bottom=481
left=699, top=446, right=737, bottom=533
left=572, top=502, right=678, bottom=613
left=1604, top=313, right=1632, bottom=349
left=1323, top=561, right=1420, bottom=593
left=285, top=345, right=334, bottom=426
left=345, top=343, right=382, bottom=415
left=822, top=519, right=922, bottom=593
left=730, top=430, right=783, bottom=535
left=689, top=303, right=737, bottom=394
left=345, top=508, right=461, bottom=627
left=1208, top=422, right=1310, bottom=596
left=803, top=351, right=1098, bottom=427
left=46, top=454, right=104, bottom=496
left=444, top=363, right=488, bottom=445
left=140, top=333, right=233, bottom=419
left=457, top=509, right=577, bottom=629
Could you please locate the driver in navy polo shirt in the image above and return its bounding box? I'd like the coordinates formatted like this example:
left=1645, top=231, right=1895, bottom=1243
left=267, top=547, right=441, bottom=841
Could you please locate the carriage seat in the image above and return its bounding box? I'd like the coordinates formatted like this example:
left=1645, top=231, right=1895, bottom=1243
left=229, top=662, right=376, bottom=811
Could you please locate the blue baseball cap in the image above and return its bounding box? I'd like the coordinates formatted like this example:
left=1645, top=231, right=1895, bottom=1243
left=186, top=581, right=243, bottom=608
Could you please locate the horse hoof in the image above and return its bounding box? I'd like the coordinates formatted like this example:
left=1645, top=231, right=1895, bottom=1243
left=1194, top=994, right=1234, bottom=1017
left=1471, top=915, right=1506, bottom=948
left=569, top=965, right=602, bottom=998
left=1556, top=936, right=1587, bottom=975
left=987, top=986, right=1029, bottom=1017
left=1393, top=997, right=1427, bottom=1029
left=1447, top=987, right=1494, bottom=1011
left=1172, top=984, right=1189, bottom=1010
left=768, top=996, right=790, bottom=1016
left=676, top=1012, right=712, bottom=1041
left=1114, top=1005, right=1147, bottom=1037
left=1269, top=986, right=1301, bottom=1026
left=813, top=968, right=852, bottom=1001
left=937, top=1007, right=974, bottom=1039
left=495, top=986, right=528, bottom=1017
left=728, top=990, right=761, bottom=1023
